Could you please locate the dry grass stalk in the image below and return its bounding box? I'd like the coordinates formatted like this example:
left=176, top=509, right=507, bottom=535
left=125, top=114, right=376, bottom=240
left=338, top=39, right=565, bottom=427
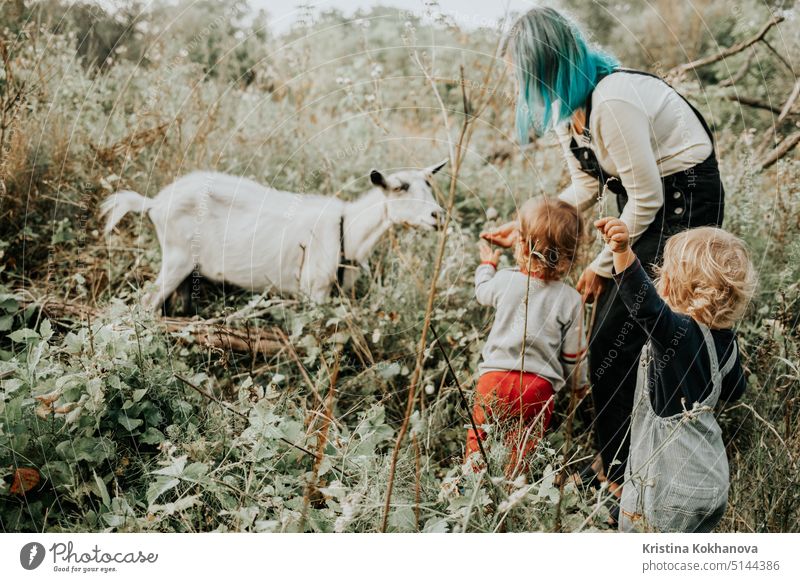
left=380, top=48, right=507, bottom=530
left=299, top=352, right=340, bottom=531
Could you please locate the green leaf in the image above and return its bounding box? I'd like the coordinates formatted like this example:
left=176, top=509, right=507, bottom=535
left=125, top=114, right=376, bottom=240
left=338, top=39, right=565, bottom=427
left=118, top=416, right=143, bottom=431
left=8, top=328, right=38, bottom=343
left=94, top=472, right=111, bottom=507
left=146, top=477, right=181, bottom=505
left=182, top=462, right=209, bottom=481
left=0, top=293, right=18, bottom=312
left=422, top=518, right=449, bottom=533
left=140, top=427, right=164, bottom=445
left=39, top=319, right=53, bottom=342
left=152, top=455, right=187, bottom=477
left=388, top=506, right=416, bottom=532
left=55, top=437, right=115, bottom=464
left=0, top=315, right=13, bottom=331
left=149, top=495, right=200, bottom=516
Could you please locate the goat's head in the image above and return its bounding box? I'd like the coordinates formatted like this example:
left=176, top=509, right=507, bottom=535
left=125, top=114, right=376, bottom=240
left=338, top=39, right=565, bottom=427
left=369, top=160, right=447, bottom=230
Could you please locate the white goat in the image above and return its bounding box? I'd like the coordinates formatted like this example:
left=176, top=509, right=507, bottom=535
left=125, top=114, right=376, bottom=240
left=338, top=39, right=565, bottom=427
left=101, top=162, right=447, bottom=308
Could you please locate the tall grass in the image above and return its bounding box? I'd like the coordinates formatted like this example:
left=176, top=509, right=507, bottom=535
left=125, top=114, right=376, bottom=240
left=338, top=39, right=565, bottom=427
left=0, top=1, right=797, bottom=532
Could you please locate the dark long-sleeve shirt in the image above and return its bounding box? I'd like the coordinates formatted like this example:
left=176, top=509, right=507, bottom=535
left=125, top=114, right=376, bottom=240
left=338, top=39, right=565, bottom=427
left=613, top=258, right=746, bottom=417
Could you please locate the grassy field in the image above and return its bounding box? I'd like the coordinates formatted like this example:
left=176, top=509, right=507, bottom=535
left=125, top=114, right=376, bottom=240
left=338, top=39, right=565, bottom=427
left=1, top=0, right=798, bottom=532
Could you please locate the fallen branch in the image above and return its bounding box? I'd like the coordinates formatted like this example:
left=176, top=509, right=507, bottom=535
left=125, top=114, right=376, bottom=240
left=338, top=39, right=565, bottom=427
left=668, top=15, right=784, bottom=77
left=759, top=131, right=800, bottom=169
left=761, top=39, right=795, bottom=75
left=778, top=79, right=800, bottom=123
left=724, top=94, right=782, bottom=114
left=19, top=296, right=288, bottom=356
left=719, top=51, right=753, bottom=87
left=164, top=318, right=284, bottom=356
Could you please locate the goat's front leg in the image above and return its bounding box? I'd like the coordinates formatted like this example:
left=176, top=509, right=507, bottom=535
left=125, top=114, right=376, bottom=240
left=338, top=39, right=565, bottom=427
left=298, top=247, right=335, bottom=303
left=142, top=250, right=195, bottom=313
left=308, top=283, right=332, bottom=304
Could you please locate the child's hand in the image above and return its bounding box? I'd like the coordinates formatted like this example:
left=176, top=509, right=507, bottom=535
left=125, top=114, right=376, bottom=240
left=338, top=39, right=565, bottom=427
left=479, top=241, right=502, bottom=267
left=480, top=220, right=518, bottom=249
left=594, top=217, right=630, bottom=253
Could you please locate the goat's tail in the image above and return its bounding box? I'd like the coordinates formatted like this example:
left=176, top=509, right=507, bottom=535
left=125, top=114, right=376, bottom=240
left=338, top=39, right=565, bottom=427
left=100, top=190, right=152, bottom=235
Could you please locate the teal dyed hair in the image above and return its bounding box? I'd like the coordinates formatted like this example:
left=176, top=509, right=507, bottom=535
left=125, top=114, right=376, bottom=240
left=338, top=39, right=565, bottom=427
left=511, top=7, right=619, bottom=142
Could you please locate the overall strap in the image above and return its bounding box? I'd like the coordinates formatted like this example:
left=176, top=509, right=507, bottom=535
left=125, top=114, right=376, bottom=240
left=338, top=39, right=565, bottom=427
left=567, top=69, right=622, bottom=191
left=570, top=67, right=717, bottom=198
left=697, top=322, right=723, bottom=404
left=719, top=340, right=739, bottom=378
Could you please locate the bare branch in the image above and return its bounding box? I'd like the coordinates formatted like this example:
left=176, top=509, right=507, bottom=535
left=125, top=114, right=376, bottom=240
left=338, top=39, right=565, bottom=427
left=164, top=319, right=284, bottom=356
left=778, top=79, right=800, bottom=123
left=761, top=38, right=795, bottom=75
left=668, top=15, right=784, bottom=77
left=760, top=131, right=800, bottom=169
left=719, top=51, right=753, bottom=87
left=724, top=94, right=782, bottom=114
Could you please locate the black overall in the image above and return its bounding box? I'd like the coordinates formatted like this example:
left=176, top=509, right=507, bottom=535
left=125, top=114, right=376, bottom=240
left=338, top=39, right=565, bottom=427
left=571, top=69, right=725, bottom=484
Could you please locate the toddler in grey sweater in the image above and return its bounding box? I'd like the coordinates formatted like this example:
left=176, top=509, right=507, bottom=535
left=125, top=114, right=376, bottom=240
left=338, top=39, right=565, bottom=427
left=467, top=198, right=587, bottom=469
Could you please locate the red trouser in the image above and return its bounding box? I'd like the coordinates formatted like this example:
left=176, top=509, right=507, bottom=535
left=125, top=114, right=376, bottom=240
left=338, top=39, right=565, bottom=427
left=466, top=371, right=555, bottom=472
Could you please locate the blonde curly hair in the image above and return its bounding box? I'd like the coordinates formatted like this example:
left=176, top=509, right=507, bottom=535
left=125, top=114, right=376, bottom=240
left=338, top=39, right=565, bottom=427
left=655, top=227, right=756, bottom=329
left=515, top=197, right=583, bottom=281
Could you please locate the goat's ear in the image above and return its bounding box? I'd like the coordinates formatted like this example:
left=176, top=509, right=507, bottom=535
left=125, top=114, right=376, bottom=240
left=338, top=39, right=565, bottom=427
left=370, top=169, right=388, bottom=189
left=427, top=159, right=448, bottom=175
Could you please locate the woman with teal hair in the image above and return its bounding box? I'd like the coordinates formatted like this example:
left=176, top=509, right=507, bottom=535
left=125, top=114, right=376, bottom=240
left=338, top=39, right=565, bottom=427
left=483, top=7, right=726, bottom=525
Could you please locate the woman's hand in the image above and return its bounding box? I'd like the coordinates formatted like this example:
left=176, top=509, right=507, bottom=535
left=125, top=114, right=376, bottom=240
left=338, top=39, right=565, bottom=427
left=480, top=220, right=518, bottom=249
left=478, top=241, right=502, bottom=267
left=576, top=267, right=606, bottom=304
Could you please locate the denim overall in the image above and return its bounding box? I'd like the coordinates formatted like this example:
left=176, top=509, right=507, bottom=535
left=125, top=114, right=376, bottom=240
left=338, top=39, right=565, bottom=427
left=576, top=69, right=726, bottom=484
left=619, top=323, right=738, bottom=532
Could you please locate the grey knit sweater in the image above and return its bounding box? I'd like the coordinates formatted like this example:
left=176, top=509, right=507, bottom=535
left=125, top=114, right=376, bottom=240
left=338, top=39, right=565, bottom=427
left=475, top=264, right=588, bottom=392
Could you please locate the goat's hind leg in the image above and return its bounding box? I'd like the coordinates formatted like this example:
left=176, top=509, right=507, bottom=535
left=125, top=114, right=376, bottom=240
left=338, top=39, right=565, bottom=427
left=143, top=251, right=195, bottom=313
left=164, top=272, right=196, bottom=317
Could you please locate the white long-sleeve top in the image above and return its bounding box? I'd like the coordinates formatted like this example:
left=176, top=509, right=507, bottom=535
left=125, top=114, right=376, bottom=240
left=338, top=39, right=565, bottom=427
left=556, top=71, right=712, bottom=277
left=475, top=264, right=588, bottom=392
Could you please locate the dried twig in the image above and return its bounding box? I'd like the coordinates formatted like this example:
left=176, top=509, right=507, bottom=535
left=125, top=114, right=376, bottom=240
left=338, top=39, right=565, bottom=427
left=554, top=303, right=596, bottom=531
left=18, top=296, right=288, bottom=356
left=379, top=59, right=502, bottom=532
left=761, top=39, right=795, bottom=75
left=429, top=322, right=491, bottom=470
left=719, top=51, right=753, bottom=87
left=412, top=433, right=421, bottom=531
left=667, top=15, right=784, bottom=77
left=275, top=327, right=324, bottom=407
left=724, top=94, right=782, bottom=114
left=726, top=402, right=795, bottom=466
left=164, top=319, right=284, bottom=355
left=778, top=79, right=800, bottom=123
left=300, top=352, right=340, bottom=530
left=759, top=131, right=800, bottom=169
